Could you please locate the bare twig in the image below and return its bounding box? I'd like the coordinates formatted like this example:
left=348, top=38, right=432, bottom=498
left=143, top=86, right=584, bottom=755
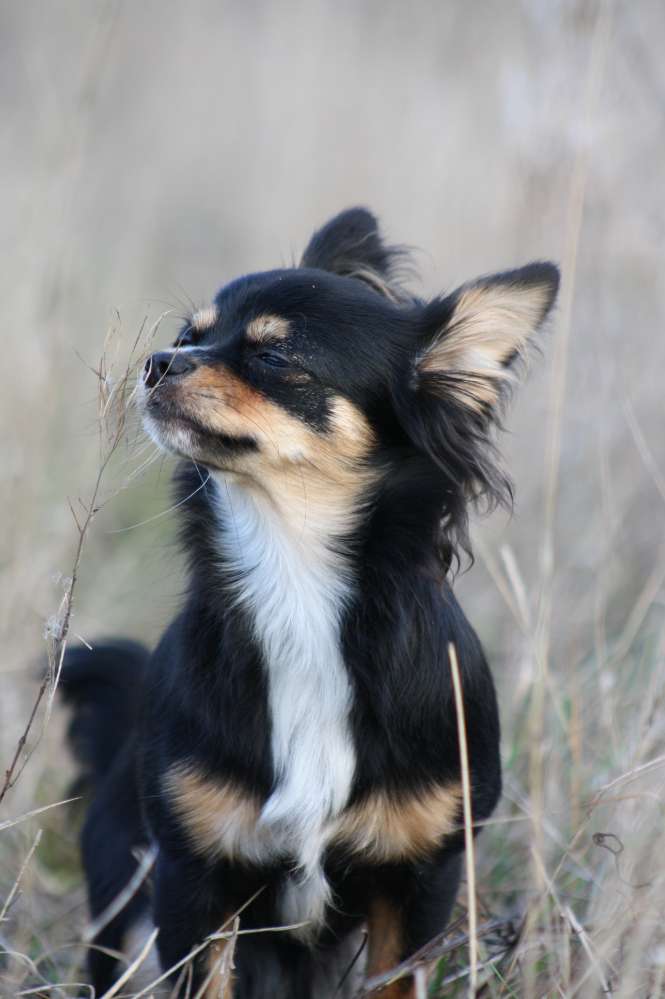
left=1, top=458, right=116, bottom=803
left=97, top=926, right=159, bottom=999
left=0, top=314, right=161, bottom=805
left=0, top=797, right=80, bottom=833
left=130, top=888, right=266, bottom=999
left=564, top=906, right=613, bottom=997
left=192, top=917, right=239, bottom=999
left=83, top=844, right=158, bottom=943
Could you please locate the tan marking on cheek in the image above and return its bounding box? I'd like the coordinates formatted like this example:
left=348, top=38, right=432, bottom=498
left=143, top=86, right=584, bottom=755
left=334, top=784, right=462, bottom=862
left=175, top=368, right=380, bottom=535
left=176, top=368, right=375, bottom=473
left=241, top=396, right=378, bottom=539
left=180, top=365, right=311, bottom=459
left=327, top=396, right=376, bottom=460
left=191, top=305, right=219, bottom=331
left=246, top=314, right=290, bottom=343
left=164, top=765, right=261, bottom=860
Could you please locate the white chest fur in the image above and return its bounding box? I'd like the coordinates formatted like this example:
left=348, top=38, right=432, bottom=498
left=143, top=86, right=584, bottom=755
left=211, top=474, right=357, bottom=929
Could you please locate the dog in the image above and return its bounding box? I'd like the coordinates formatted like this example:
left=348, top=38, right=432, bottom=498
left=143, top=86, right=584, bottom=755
left=60, top=208, right=558, bottom=997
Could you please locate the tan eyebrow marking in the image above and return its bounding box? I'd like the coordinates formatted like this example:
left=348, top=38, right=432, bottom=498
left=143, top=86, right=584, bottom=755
left=190, top=305, right=219, bottom=331
left=246, top=314, right=290, bottom=343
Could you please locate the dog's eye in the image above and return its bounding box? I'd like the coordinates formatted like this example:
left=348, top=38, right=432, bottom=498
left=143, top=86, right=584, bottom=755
left=256, top=350, right=290, bottom=369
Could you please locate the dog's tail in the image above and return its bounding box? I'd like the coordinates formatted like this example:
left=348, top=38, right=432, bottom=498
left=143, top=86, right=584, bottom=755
left=59, top=639, right=149, bottom=787
left=59, top=640, right=154, bottom=992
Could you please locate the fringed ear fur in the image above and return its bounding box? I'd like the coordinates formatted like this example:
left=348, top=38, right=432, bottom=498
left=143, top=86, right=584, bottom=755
left=415, top=263, right=559, bottom=415
left=300, top=207, right=408, bottom=302
left=394, top=263, right=559, bottom=563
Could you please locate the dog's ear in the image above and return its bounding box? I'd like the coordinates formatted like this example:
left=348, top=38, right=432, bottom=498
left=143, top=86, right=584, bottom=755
left=413, top=263, right=559, bottom=417
left=395, top=262, right=559, bottom=516
left=300, top=208, right=405, bottom=300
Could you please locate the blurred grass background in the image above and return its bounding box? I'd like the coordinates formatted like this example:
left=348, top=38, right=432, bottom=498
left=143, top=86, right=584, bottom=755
left=2, top=1, right=665, bottom=995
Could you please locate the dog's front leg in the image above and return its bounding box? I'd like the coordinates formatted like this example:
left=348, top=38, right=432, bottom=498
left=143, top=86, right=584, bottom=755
left=154, top=852, right=235, bottom=998
left=365, top=896, right=415, bottom=997
left=364, top=849, right=464, bottom=998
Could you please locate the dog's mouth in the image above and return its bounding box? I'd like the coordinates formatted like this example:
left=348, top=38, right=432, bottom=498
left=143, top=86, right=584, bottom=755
left=138, top=379, right=258, bottom=467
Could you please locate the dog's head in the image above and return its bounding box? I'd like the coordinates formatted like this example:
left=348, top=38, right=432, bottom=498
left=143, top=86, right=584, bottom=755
left=139, top=208, right=558, bottom=559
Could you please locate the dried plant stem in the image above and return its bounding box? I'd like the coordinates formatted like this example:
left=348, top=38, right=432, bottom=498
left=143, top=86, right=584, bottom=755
left=130, top=888, right=265, bottom=999
left=83, top=845, right=158, bottom=943
left=0, top=313, right=163, bottom=807
left=97, top=927, right=159, bottom=999
left=192, top=917, right=239, bottom=999
left=449, top=642, right=478, bottom=997
left=0, top=829, right=42, bottom=923
left=0, top=447, right=117, bottom=805
left=526, top=9, right=614, bottom=993
left=357, top=917, right=517, bottom=996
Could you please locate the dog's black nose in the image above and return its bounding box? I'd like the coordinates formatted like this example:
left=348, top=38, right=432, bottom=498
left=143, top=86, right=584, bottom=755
left=143, top=350, right=194, bottom=388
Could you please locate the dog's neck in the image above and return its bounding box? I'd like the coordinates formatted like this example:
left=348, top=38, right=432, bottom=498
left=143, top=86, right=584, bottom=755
left=203, top=457, right=448, bottom=614
left=212, top=468, right=359, bottom=560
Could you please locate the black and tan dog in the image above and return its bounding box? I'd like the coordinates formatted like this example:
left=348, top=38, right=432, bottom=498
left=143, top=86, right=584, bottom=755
left=60, top=208, right=558, bottom=997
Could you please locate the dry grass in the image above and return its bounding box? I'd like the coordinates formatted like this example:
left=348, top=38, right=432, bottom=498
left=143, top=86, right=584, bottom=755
left=2, top=1, right=665, bottom=995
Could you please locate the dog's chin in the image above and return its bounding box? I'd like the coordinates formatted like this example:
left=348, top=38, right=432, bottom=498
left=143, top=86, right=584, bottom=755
left=141, top=410, right=256, bottom=472
left=142, top=411, right=197, bottom=458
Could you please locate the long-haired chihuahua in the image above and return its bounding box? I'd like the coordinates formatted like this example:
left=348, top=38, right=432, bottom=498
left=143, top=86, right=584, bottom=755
left=60, top=208, right=558, bottom=997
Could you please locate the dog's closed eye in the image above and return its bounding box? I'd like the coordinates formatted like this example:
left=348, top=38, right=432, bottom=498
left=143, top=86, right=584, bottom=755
left=254, top=350, right=292, bottom=369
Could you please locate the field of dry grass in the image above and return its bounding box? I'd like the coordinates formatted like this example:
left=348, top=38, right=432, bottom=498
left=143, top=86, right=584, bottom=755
left=2, top=2, right=665, bottom=995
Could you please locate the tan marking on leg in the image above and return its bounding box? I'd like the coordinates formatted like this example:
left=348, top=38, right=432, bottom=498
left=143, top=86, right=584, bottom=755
left=199, top=924, right=236, bottom=999
left=167, top=769, right=460, bottom=871
left=334, top=783, right=462, bottom=862
left=164, top=765, right=262, bottom=861
left=365, top=898, right=414, bottom=997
